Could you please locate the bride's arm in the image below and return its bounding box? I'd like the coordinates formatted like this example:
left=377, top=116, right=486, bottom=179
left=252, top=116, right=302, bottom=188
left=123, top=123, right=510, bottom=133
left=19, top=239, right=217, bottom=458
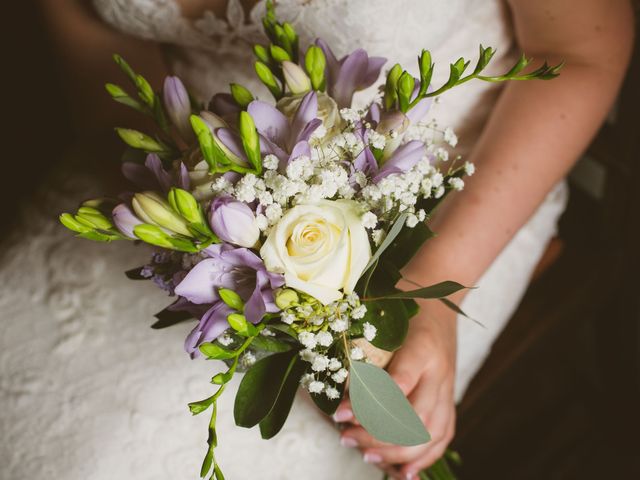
left=337, top=0, right=634, bottom=477
left=37, top=0, right=167, bottom=138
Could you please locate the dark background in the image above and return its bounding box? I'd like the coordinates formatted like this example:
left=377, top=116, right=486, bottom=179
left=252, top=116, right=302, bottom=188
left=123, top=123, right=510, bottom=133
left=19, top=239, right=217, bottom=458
left=3, top=3, right=639, bottom=479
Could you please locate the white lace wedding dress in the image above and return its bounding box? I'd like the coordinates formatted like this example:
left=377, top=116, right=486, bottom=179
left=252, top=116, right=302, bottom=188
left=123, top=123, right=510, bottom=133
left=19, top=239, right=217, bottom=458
left=0, top=1, right=568, bottom=479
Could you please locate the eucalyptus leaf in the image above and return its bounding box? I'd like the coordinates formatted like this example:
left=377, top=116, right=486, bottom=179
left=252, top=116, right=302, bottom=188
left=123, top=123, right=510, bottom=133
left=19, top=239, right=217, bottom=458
left=349, top=361, right=430, bottom=446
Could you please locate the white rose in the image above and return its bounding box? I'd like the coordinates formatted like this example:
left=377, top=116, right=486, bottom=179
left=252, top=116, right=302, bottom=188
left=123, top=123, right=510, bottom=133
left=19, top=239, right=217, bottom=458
left=260, top=199, right=371, bottom=305
left=277, top=92, right=343, bottom=137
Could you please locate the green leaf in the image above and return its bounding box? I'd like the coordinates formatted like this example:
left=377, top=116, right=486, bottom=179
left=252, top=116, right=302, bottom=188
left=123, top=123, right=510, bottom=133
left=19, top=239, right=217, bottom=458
left=310, top=376, right=345, bottom=415
left=362, top=213, right=408, bottom=274
left=234, top=350, right=298, bottom=428
left=362, top=296, right=412, bottom=351
left=151, top=306, right=193, bottom=329
left=350, top=361, right=430, bottom=446
left=258, top=355, right=306, bottom=438
left=251, top=335, right=293, bottom=353
left=199, top=342, right=237, bottom=360
left=385, top=221, right=436, bottom=270
left=370, top=281, right=468, bottom=300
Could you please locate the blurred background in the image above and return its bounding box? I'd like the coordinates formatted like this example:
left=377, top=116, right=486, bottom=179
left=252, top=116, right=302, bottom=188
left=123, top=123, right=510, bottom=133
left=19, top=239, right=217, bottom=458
left=3, top=2, right=639, bottom=479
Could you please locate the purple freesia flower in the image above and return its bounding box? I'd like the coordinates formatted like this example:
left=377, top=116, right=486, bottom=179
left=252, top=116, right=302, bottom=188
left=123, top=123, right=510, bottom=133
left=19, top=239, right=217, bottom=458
left=209, top=197, right=260, bottom=248
left=163, top=76, right=193, bottom=140
left=315, top=39, right=386, bottom=108
left=122, top=154, right=190, bottom=193
left=245, top=90, right=322, bottom=165
left=174, top=244, right=284, bottom=356
left=112, top=203, right=143, bottom=239
left=373, top=140, right=427, bottom=182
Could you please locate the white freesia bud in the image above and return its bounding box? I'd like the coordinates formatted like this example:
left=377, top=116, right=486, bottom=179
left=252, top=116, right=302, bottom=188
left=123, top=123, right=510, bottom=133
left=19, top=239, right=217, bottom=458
left=282, top=61, right=312, bottom=95
left=260, top=199, right=371, bottom=305
left=132, top=191, right=192, bottom=236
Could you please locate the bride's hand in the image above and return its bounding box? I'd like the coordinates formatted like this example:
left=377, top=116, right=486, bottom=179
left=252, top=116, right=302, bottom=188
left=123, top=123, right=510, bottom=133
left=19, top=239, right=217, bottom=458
left=335, top=301, right=457, bottom=479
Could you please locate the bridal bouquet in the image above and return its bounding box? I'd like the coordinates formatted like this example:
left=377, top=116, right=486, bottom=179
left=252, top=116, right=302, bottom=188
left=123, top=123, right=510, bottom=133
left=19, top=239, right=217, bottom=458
left=60, top=3, right=559, bottom=479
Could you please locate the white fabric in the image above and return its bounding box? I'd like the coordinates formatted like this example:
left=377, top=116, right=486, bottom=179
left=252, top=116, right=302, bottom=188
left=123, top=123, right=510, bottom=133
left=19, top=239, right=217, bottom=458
left=0, top=1, right=568, bottom=479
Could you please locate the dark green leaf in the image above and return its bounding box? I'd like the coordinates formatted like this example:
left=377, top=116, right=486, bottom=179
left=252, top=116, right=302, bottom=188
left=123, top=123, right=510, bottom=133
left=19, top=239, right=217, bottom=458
left=369, top=281, right=467, bottom=300
left=363, top=213, right=408, bottom=274
left=151, top=306, right=193, bottom=329
left=258, top=356, right=306, bottom=438
left=234, top=350, right=298, bottom=428
left=310, top=376, right=345, bottom=415
left=363, top=297, right=412, bottom=351
left=125, top=267, right=147, bottom=280
left=349, top=361, right=430, bottom=446
left=251, top=335, right=293, bottom=353
left=385, top=221, right=436, bottom=270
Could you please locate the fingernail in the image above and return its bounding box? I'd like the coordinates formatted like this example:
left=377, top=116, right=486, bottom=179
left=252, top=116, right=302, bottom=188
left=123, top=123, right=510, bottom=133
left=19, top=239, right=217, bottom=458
left=332, top=409, right=353, bottom=423
left=340, top=436, right=358, bottom=448
left=405, top=473, right=416, bottom=480
left=363, top=452, right=382, bottom=464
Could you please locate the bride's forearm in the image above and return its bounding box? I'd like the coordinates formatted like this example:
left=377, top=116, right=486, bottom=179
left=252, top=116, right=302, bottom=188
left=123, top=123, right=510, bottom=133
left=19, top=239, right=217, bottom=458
left=402, top=0, right=633, bottom=293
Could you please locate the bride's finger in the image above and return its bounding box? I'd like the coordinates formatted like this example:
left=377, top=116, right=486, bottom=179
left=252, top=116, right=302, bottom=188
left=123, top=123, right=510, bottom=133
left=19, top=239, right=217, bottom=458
left=339, top=425, right=389, bottom=449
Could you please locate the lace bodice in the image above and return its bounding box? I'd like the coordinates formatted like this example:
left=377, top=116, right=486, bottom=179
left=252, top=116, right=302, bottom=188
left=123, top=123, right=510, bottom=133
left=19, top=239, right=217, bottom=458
left=94, top=0, right=517, bottom=155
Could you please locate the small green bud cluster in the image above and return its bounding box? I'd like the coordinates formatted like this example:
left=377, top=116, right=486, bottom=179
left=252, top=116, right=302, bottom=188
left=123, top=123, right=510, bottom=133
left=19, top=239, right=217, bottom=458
left=59, top=199, right=123, bottom=243
left=251, top=0, right=326, bottom=100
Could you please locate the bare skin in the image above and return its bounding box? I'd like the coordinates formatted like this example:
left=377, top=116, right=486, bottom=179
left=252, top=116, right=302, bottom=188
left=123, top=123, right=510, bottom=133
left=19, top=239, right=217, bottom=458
left=40, top=1, right=634, bottom=479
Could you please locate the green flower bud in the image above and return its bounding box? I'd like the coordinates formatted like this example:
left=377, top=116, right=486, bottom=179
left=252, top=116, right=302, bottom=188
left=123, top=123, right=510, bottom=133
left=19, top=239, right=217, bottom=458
left=275, top=288, right=299, bottom=310
left=132, top=191, right=192, bottom=237
left=76, top=206, right=113, bottom=230
left=227, top=313, right=249, bottom=334
left=239, top=111, right=262, bottom=173
left=115, top=128, right=167, bottom=153
left=132, top=224, right=175, bottom=249
left=282, top=61, right=311, bottom=95
left=384, top=63, right=403, bottom=110
left=397, top=71, right=415, bottom=112
left=253, top=44, right=271, bottom=64
left=59, top=213, right=92, bottom=234
left=135, top=74, right=155, bottom=107
left=168, top=188, right=202, bottom=225
left=417, top=50, right=433, bottom=98
left=305, top=45, right=326, bottom=91
left=218, top=288, right=245, bottom=311
left=255, top=61, right=283, bottom=99
left=190, top=115, right=222, bottom=171
left=270, top=44, right=291, bottom=63
left=230, top=83, right=254, bottom=109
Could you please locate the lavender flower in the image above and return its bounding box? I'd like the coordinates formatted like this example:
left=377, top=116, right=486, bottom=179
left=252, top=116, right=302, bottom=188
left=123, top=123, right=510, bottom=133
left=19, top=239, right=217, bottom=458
left=246, top=90, right=321, bottom=164
left=174, top=244, right=284, bottom=355
left=209, top=197, right=260, bottom=248
left=163, top=76, right=193, bottom=140
left=122, top=154, right=190, bottom=193
left=112, top=203, right=143, bottom=239
left=315, top=39, right=386, bottom=108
